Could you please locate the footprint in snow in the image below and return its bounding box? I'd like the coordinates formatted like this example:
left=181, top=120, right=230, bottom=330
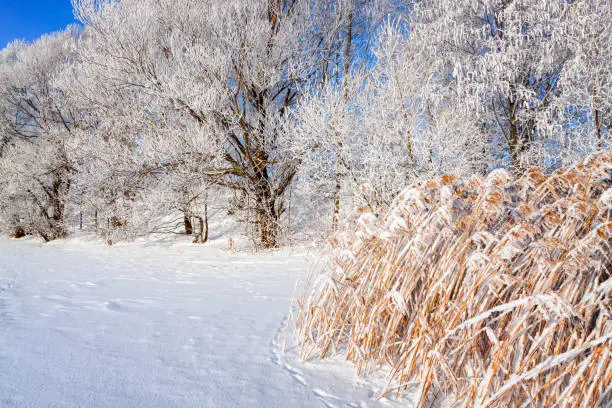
left=313, top=388, right=342, bottom=401
left=105, top=300, right=122, bottom=311
left=283, top=363, right=308, bottom=386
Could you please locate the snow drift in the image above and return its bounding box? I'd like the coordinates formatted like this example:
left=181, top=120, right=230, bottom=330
left=292, top=152, right=612, bottom=407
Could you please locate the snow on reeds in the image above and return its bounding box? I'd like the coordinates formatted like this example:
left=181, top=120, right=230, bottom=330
left=292, top=152, right=612, bottom=407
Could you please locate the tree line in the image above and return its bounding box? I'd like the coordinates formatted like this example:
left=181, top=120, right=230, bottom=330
left=0, top=0, right=609, bottom=248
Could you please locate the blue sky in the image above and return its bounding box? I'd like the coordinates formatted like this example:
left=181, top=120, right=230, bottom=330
left=0, top=0, right=76, bottom=49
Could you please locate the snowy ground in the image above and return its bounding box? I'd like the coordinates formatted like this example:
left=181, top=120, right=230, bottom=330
left=0, top=237, right=413, bottom=407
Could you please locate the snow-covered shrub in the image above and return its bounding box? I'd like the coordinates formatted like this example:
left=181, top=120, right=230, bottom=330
left=293, top=151, right=612, bottom=407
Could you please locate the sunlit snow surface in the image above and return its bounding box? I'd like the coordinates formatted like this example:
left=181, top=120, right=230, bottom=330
left=0, top=237, right=411, bottom=408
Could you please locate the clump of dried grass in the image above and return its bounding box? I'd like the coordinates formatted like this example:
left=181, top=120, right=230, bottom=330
left=292, top=152, right=612, bottom=407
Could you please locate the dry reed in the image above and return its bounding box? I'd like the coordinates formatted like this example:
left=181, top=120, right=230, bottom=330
left=292, top=152, right=612, bottom=407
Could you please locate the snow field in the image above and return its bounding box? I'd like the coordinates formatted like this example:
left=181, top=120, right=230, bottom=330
left=0, top=238, right=409, bottom=407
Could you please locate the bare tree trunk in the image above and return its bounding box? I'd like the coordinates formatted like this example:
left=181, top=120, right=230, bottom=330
left=193, top=214, right=208, bottom=244
left=332, top=6, right=354, bottom=232
left=332, top=141, right=342, bottom=231
left=190, top=190, right=208, bottom=244
left=203, top=192, right=209, bottom=242
left=507, top=92, right=524, bottom=175
left=287, top=183, right=293, bottom=239
left=49, top=173, right=69, bottom=239
left=255, top=182, right=279, bottom=248
left=595, top=108, right=602, bottom=149
left=594, top=84, right=603, bottom=150
left=193, top=216, right=203, bottom=243
left=184, top=214, right=193, bottom=235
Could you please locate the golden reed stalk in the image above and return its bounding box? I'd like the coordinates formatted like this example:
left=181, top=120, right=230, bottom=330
left=292, top=152, right=611, bottom=408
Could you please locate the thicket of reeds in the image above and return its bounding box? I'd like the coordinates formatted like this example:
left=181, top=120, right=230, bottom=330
left=292, top=152, right=612, bottom=407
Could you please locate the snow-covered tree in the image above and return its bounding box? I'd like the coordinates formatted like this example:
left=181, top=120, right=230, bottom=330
left=290, top=0, right=610, bottom=233
left=70, top=0, right=389, bottom=247
left=0, top=29, right=81, bottom=241
left=0, top=0, right=608, bottom=245
left=289, top=18, right=486, bottom=228
left=409, top=0, right=610, bottom=172
left=561, top=0, right=611, bottom=154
